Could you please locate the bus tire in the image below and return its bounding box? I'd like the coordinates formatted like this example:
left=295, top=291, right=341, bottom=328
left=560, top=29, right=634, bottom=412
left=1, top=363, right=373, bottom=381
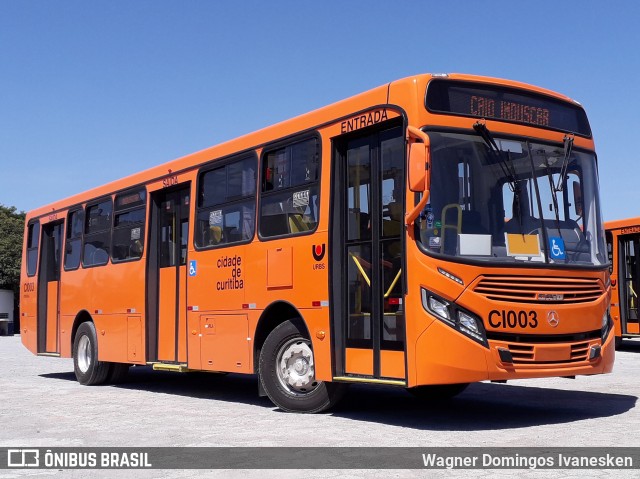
left=259, top=319, right=346, bottom=413
left=106, top=363, right=130, bottom=384
left=73, top=322, right=110, bottom=386
left=408, top=383, right=470, bottom=401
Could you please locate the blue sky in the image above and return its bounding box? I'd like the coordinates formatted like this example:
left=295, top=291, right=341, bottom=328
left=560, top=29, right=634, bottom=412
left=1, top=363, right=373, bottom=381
left=1, top=1, right=639, bottom=221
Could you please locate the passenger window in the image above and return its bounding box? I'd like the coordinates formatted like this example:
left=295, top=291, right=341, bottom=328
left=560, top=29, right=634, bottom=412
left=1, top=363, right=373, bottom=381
left=83, top=199, right=112, bottom=267
left=64, top=209, right=84, bottom=270
left=112, top=190, right=146, bottom=262
left=26, top=221, right=40, bottom=276
left=260, top=137, right=320, bottom=238
left=195, top=156, right=257, bottom=248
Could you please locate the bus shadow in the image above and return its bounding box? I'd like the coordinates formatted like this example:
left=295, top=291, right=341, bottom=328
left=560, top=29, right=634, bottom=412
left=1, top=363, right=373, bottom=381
left=40, top=367, right=272, bottom=408
left=617, top=339, right=640, bottom=353
left=40, top=369, right=636, bottom=431
left=332, top=381, right=637, bottom=431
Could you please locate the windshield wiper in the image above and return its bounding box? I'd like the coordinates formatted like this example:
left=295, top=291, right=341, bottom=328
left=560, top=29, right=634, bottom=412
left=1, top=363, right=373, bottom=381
left=535, top=144, right=567, bottom=262
left=473, top=121, right=518, bottom=192
left=555, top=135, right=574, bottom=192
left=542, top=152, right=563, bottom=231
left=473, top=121, right=526, bottom=234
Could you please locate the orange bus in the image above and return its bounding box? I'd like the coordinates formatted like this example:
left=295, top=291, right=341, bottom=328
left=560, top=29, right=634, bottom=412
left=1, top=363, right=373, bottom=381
left=20, top=73, right=614, bottom=412
left=605, top=218, right=640, bottom=348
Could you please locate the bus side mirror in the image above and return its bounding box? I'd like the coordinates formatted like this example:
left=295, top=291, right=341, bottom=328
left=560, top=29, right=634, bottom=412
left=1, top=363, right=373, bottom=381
left=408, top=142, right=430, bottom=192
left=405, top=127, right=431, bottom=226
left=407, top=127, right=430, bottom=193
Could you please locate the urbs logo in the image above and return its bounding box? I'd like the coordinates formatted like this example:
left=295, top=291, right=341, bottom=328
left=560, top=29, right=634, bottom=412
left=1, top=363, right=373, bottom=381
left=312, top=244, right=326, bottom=261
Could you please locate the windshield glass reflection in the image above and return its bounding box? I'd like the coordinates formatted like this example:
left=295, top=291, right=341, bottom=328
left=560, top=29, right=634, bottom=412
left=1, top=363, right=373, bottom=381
left=416, top=131, right=606, bottom=267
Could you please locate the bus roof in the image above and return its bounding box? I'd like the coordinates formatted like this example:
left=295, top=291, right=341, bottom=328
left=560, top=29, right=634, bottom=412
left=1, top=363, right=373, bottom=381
left=26, top=72, right=583, bottom=219
left=605, top=217, right=640, bottom=231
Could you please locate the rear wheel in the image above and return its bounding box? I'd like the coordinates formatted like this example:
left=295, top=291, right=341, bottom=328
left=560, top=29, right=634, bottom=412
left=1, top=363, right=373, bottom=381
left=408, top=383, right=470, bottom=401
left=73, top=322, right=110, bottom=385
left=259, top=319, right=346, bottom=413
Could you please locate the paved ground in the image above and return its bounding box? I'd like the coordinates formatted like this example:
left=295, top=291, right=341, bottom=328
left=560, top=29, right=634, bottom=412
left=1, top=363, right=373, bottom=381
left=1, top=335, right=639, bottom=478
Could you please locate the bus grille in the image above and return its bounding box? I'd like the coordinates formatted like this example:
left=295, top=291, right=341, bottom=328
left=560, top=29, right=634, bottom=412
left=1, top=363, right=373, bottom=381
left=473, top=276, right=603, bottom=304
left=488, top=331, right=600, bottom=365
left=503, top=342, right=590, bottom=364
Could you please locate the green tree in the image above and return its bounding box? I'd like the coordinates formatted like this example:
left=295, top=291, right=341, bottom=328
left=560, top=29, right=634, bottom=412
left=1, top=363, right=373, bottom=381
left=0, top=204, right=25, bottom=299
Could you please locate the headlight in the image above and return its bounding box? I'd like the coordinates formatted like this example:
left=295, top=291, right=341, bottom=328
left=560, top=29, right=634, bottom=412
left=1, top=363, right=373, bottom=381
left=421, top=288, right=488, bottom=347
left=458, top=310, right=484, bottom=342
left=428, top=296, right=451, bottom=322
left=601, top=308, right=612, bottom=342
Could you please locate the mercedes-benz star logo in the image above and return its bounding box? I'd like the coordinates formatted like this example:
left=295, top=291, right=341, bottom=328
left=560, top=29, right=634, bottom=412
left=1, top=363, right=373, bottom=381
left=547, top=311, right=560, bottom=327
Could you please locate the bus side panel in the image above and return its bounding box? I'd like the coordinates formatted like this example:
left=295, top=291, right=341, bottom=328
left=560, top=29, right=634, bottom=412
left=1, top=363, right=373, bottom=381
left=187, top=247, right=246, bottom=314
left=186, top=244, right=248, bottom=371
left=58, top=266, right=86, bottom=358
left=244, top=234, right=333, bottom=381
left=187, top=311, right=201, bottom=369
left=93, top=262, right=146, bottom=363
left=93, top=313, right=128, bottom=362
left=59, top=261, right=146, bottom=363
left=59, top=314, right=74, bottom=358
left=20, top=278, right=38, bottom=355
left=20, top=306, right=38, bottom=354
left=200, top=314, right=249, bottom=371
left=186, top=233, right=333, bottom=377
left=127, top=315, right=143, bottom=362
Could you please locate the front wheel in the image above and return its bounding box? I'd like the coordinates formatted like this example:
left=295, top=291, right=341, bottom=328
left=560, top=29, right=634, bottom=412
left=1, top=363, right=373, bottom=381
left=73, top=322, right=110, bottom=385
left=259, top=319, right=346, bottom=413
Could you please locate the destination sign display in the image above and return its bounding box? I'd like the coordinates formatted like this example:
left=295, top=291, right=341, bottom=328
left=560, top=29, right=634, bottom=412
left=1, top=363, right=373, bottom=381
left=426, top=80, right=591, bottom=137
left=116, top=190, right=146, bottom=210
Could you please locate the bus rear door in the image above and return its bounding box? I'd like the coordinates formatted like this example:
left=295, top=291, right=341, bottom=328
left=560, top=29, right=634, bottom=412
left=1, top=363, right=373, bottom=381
left=147, top=185, right=191, bottom=363
left=37, top=221, right=63, bottom=354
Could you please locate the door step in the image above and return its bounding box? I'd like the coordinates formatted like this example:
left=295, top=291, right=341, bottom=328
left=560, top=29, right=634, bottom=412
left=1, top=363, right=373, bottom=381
left=151, top=363, right=191, bottom=373
left=333, top=376, right=406, bottom=386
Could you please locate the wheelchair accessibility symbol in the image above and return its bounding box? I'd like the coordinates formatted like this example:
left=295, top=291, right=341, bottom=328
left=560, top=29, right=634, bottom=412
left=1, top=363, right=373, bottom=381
left=189, top=260, right=197, bottom=276
left=548, top=237, right=566, bottom=260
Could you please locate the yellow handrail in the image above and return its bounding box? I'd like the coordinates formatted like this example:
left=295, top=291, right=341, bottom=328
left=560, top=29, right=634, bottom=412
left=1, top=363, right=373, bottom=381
left=349, top=252, right=371, bottom=287
left=350, top=252, right=402, bottom=299
left=384, top=269, right=402, bottom=298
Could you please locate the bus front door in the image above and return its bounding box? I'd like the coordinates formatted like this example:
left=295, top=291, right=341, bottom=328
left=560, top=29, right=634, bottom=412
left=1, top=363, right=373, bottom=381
left=37, top=221, right=63, bottom=354
left=332, top=123, right=407, bottom=383
left=148, top=185, right=190, bottom=363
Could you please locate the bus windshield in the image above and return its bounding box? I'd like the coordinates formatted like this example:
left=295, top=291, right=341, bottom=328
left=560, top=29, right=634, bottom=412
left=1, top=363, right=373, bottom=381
left=417, top=131, right=607, bottom=267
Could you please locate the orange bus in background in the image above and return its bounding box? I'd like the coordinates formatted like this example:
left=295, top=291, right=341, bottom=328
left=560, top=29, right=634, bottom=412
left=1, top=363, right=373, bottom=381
left=605, top=218, right=640, bottom=348
left=20, top=73, right=614, bottom=412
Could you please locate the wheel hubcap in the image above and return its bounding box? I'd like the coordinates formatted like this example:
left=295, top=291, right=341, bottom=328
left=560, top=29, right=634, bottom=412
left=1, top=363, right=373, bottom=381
left=277, top=339, right=318, bottom=395
left=77, top=335, right=92, bottom=373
